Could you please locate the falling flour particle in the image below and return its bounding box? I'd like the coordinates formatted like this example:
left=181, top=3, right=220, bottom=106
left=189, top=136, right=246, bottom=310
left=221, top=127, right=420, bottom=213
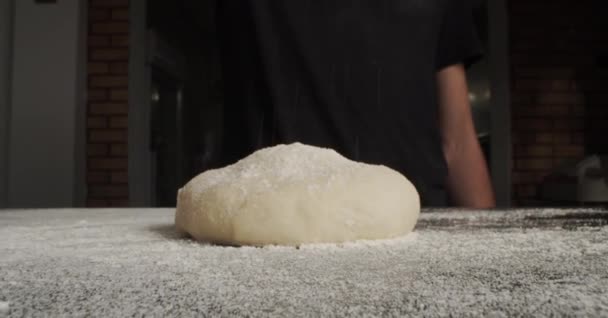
left=175, top=143, right=420, bottom=246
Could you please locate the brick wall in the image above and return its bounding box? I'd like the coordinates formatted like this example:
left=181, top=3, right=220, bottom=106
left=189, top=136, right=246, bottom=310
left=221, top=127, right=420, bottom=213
left=509, top=1, right=607, bottom=205
left=86, top=0, right=130, bottom=207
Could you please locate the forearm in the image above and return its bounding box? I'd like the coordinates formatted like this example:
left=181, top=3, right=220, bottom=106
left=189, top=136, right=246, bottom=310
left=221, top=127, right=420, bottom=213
left=443, top=133, right=495, bottom=208
left=437, top=64, right=495, bottom=208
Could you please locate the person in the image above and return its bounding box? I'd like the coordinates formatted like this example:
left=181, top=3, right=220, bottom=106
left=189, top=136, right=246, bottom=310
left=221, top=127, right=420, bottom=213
left=215, top=1, right=495, bottom=208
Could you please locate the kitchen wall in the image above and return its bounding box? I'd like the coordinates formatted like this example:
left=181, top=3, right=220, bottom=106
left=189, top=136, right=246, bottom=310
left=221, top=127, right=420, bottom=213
left=7, top=0, right=85, bottom=207
left=0, top=0, right=13, bottom=207
left=82, top=1, right=606, bottom=207
left=95, top=0, right=223, bottom=207
left=509, top=1, right=608, bottom=205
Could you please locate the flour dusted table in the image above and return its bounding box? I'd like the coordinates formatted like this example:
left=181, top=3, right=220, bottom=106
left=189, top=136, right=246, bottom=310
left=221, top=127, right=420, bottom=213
left=1, top=208, right=607, bottom=316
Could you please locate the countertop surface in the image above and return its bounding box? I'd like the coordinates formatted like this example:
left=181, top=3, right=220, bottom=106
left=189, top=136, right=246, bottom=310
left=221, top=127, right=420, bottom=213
left=1, top=208, right=607, bottom=317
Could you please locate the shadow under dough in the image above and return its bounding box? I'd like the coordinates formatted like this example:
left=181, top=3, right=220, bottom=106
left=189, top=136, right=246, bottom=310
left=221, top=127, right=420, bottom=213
left=147, top=223, right=247, bottom=247
left=148, top=224, right=191, bottom=240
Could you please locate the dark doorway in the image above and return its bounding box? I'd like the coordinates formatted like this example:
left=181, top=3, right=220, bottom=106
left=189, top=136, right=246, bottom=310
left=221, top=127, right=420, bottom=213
left=150, top=68, right=182, bottom=207
left=145, top=0, right=222, bottom=207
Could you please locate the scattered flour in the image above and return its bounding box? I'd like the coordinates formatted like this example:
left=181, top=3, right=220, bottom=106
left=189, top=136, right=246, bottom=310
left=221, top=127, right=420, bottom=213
left=185, top=143, right=361, bottom=197
left=1, top=208, right=607, bottom=317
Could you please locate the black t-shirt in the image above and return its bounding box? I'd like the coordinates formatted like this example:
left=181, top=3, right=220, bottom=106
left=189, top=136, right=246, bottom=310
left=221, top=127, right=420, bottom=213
left=216, top=0, right=481, bottom=206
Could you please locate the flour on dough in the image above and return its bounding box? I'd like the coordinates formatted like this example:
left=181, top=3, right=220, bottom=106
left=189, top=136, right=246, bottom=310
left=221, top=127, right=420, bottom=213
left=175, top=143, right=420, bottom=246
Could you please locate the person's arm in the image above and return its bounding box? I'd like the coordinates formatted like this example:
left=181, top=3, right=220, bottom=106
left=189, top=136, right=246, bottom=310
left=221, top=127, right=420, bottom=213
left=437, top=64, right=495, bottom=208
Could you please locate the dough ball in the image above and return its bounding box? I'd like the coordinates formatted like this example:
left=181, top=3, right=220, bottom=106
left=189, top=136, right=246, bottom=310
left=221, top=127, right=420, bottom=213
left=175, top=143, right=420, bottom=246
